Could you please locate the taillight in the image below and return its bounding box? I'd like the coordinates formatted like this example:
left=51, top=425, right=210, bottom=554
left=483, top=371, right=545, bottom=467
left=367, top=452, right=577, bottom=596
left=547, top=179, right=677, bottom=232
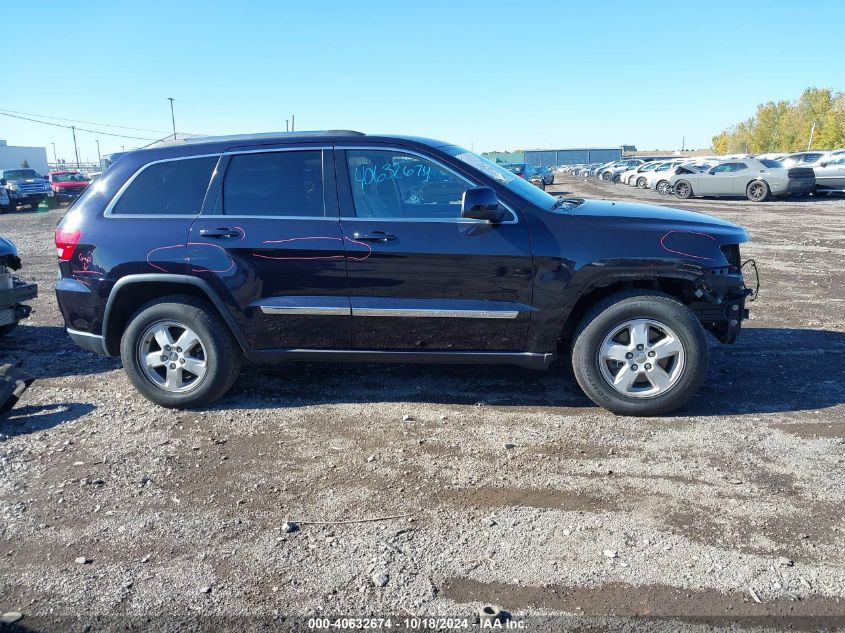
left=55, top=227, right=81, bottom=261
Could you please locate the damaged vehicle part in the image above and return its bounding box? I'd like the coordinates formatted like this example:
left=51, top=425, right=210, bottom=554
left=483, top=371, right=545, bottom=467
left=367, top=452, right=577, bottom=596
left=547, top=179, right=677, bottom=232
left=1, top=235, right=38, bottom=337
left=0, top=363, right=35, bottom=415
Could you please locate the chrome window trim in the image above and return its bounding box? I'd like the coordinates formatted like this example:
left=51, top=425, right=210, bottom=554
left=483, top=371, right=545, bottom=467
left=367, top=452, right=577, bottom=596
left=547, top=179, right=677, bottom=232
left=339, top=145, right=519, bottom=225
left=351, top=307, right=520, bottom=319
left=103, top=153, right=222, bottom=218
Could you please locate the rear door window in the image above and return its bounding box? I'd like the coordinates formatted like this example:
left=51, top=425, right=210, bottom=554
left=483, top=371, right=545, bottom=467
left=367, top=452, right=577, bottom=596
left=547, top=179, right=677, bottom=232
left=221, top=150, right=325, bottom=217
left=111, top=156, right=218, bottom=215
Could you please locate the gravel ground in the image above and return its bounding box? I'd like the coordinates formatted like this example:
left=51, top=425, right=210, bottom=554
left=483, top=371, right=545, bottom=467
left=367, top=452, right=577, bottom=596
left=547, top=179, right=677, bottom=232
left=1, top=178, right=844, bottom=632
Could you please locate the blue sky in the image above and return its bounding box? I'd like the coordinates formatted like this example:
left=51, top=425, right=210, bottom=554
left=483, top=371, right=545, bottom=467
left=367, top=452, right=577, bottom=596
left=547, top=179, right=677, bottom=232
left=3, top=0, right=843, bottom=161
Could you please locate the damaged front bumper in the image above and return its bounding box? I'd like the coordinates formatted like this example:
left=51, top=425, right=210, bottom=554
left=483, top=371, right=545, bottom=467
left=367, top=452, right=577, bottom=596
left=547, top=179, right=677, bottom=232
left=688, top=263, right=758, bottom=343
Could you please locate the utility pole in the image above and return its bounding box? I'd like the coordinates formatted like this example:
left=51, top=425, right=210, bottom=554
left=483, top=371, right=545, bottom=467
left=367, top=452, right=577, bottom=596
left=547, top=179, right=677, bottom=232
left=807, top=121, right=816, bottom=150
left=71, top=126, right=80, bottom=169
left=51, top=142, right=57, bottom=168
left=682, top=136, right=685, bottom=152
left=291, top=114, right=295, bottom=132
left=285, top=119, right=289, bottom=132
left=167, top=97, right=176, bottom=140
left=95, top=139, right=102, bottom=170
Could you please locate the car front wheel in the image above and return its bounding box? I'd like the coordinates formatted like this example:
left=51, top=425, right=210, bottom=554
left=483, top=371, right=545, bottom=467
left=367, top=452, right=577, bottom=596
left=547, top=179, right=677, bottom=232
left=571, top=291, right=709, bottom=416
left=120, top=296, right=241, bottom=408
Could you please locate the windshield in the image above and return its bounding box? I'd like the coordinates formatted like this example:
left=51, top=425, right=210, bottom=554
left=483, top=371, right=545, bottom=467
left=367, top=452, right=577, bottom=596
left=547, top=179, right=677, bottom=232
left=2, top=169, right=40, bottom=180
left=443, top=146, right=559, bottom=209
left=51, top=172, right=88, bottom=182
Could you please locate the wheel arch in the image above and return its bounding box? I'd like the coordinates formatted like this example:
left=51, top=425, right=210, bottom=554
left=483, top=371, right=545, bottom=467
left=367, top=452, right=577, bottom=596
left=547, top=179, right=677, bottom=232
left=102, top=274, right=247, bottom=356
left=557, top=276, right=692, bottom=346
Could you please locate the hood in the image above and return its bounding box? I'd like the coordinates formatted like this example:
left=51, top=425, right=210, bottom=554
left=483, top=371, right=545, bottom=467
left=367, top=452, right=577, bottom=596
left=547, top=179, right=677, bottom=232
left=571, top=199, right=744, bottom=233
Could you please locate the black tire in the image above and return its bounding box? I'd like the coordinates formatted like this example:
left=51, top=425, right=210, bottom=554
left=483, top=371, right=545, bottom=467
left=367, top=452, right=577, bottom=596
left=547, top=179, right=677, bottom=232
left=637, top=176, right=648, bottom=188
left=674, top=180, right=693, bottom=199
left=571, top=291, right=709, bottom=416
left=601, top=171, right=612, bottom=182
left=0, top=321, right=18, bottom=337
left=746, top=180, right=769, bottom=202
left=48, top=196, right=59, bottom=210
left=612, top=174, right=622, bottom=184
left=120, top=295, right=241, bottom=408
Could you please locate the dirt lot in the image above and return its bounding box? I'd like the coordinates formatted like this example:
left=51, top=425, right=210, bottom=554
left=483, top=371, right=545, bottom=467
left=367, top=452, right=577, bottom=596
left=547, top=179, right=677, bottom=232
left=1, top=178, right=844, bottom=631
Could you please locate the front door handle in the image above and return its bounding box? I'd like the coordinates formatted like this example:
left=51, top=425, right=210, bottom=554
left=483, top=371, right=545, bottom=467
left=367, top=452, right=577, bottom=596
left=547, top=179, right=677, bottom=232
left=352, top=231, right=397, bottom=242
left=199, top=228, right=241, bottom=239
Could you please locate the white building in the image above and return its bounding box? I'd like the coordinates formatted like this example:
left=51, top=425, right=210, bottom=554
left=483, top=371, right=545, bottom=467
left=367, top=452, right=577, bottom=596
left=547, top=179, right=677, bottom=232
left=0, top=140, right=49, bottom=174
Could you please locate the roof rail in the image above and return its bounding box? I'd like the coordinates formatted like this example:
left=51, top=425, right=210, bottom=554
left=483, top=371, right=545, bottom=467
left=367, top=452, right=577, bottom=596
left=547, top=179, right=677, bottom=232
left=177, top=130, right=366, bottom=145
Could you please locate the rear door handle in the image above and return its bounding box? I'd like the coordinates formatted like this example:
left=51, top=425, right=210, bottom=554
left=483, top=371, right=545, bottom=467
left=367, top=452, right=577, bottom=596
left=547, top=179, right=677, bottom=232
left=199, top=228, right=240, bottom=239
left=352, top=231, right=397, bottom=242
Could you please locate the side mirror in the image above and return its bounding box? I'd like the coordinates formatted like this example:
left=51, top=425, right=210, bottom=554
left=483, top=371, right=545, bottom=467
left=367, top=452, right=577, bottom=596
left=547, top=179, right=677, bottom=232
left=820, top=161, right=828, bottom=168
left=461, top=187, right=505, bottom=223
left=708, top=169, right=716, bottom=175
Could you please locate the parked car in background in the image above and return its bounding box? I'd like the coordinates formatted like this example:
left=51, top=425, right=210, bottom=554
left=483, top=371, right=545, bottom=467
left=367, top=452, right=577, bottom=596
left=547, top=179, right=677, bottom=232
left=0, top=235, right=37, bottom=336
left=502, top=163, right=546, bottom=189
left=536, top=166, right=554, bottom=186
left=47, top=170, right=91, bottom=207
left=645, top=160, right=691, bottom=194
left=619, top=161, right=660, bottom=187
left=778, top=151, right=830, bottom=168
left=813, top=154, right=845, bottom=193
left=0, top=168, right=54, bottom=211
left=54, top=130, right=754, bottom=416
left=599, top=159, right=643, bottom=182
left=0, top=187, right=10, bottom=213
left=671, top=158, right=815, bottom=201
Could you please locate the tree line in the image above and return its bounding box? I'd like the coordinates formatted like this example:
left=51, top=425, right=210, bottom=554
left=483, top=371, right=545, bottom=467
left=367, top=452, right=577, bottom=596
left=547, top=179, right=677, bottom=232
left=712, top=88, right=845, bottom=154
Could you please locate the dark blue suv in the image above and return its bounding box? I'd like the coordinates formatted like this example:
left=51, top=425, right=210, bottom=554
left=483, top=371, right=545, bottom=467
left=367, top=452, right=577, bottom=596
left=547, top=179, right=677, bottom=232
left=55, top=131, right=754, bottom=415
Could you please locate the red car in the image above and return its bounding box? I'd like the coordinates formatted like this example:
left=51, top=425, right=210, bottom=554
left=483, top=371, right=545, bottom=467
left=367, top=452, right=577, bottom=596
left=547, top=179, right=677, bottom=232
left=47, top=170, right=90, bottom=207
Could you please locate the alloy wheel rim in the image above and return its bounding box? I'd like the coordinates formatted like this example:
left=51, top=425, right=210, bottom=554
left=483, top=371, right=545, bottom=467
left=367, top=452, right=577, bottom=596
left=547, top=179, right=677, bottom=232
left=597, top=318, right=686, bottom=399
left=138, top=320, right=208, bottom=393
left=750, top=183, right=765, bottom=200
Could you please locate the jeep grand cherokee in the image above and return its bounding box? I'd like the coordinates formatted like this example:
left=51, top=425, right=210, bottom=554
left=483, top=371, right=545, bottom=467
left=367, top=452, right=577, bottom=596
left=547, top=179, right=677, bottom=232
left=54, top=131, right=754, bottom=416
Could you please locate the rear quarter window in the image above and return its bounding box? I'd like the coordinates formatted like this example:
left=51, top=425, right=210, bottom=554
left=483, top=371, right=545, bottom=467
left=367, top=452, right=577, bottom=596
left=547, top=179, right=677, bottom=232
left=110, top=156, right=218, bottom=215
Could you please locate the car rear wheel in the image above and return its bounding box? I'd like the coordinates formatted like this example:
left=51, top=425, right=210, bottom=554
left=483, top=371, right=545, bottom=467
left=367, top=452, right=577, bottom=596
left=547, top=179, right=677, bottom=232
left=673, top=180, right=692, bottom=198
left=571, top=291, right=709, bottom=416
left=746, top=180, right=769, bottom=202
left=636, top=176, right=648, bottom=188
left=120, top=295, right=241, bottom=408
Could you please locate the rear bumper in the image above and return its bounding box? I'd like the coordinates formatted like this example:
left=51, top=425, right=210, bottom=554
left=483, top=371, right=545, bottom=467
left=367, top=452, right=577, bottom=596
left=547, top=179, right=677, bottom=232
left=67, top=327, right=109, bottom=356
left=786, top=178, right=816, bottom=195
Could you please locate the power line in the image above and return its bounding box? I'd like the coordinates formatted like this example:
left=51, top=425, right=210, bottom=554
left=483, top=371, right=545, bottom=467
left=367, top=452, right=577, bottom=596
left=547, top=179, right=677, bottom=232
left=0, top=106, right=170, bottom=134
left=0, top=110, right=159, bottom=141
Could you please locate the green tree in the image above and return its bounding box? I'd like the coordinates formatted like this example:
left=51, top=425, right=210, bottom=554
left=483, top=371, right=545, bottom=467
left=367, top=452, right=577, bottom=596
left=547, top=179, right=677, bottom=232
left=712, top=87, right=845, bottom=153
